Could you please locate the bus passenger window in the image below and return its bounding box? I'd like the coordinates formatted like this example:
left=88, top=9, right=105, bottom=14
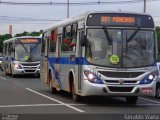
left=49, top=31, right=57, bottom=53
left=62, top=24, right=77, bottom=52
left=70, top=23, right=77, bottom=51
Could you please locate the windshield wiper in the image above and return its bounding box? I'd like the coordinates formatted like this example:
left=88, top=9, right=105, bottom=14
left=19, top=41, right=31, bottom=61
left=103, top=27, right=112, bottom=45
left=127, top=28, right=140, bottom=42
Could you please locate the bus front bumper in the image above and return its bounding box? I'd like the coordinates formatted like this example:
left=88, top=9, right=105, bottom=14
left=12, top=68, right=40, bottom=75
left=80, top=80, right=156, bottom=97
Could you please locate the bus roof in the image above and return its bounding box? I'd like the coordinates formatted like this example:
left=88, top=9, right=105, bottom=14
left=43, top=12, right=89, bottom=33
left=43, top=11, right=153, bottom=33
left=3, top=36, right=41, bottom=44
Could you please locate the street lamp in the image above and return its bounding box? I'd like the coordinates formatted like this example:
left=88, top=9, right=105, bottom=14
left=144, top=0, right=146, bottom=13
left=67, top=0, right=69, bottom=18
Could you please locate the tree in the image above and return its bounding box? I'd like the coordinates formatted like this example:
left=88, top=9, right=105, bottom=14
left=0, top=34, right=12, bottom=53
left=14, top=30, right=42, bottom=37
left=28, top=31, right=42, bottom=36
left=14, top=31, right=29, bottom=37
left=156, top=26, right=160, bottom=32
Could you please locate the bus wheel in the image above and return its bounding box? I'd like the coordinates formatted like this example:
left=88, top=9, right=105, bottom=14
left=126, top=96, right=138, bottom=104
left=10, top=66, right=12, bottom=76
left=156, top=85, right=160, bottom=98
left=72, top=82, right=81, bottom=102
left=49, top=73, right=57, bottom=94
left=5, top=70, right=8, bottom=76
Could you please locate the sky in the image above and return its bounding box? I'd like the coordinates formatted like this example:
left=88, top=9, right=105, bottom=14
left=0, top=0, right=160, bottom=35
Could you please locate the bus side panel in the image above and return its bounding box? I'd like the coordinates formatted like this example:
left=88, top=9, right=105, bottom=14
left=59, top=53, right=74, bottom=92
left=40, top=36, right=49, bottom=84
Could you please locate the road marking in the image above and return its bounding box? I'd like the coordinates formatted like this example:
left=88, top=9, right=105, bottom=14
left=137, top=104, right=160, bottom=106
left=0, top=104, right=86, bottom=108
left=26, top=88, right=85, bottom=113
left=1, top=103, right=160, bottom=108
left=0, top=76, right=6, bottom=80
left=139, top=97, right=160, bottom=104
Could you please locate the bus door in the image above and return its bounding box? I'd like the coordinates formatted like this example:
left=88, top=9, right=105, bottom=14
left=5, top=43, right=10, bottom=74
left=40, top=34, right=49, bottom=84
left=60, top=24, right=83, bottom=92
left=59, top=25, right=79, bottom=91
left=76, top=29, right=84, bottom=91
left=53, top=34, right=62, bottom=91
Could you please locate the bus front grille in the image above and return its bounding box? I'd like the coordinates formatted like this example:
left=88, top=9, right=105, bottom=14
left=21, top=63, right=39, bottom=66
left=105, top=80, right=138, bottom=84
left=108, top=86, right=133, bottom=92
left=99, top=71, right=144, bottom=78
left=24, top=70, right=36, bottom=72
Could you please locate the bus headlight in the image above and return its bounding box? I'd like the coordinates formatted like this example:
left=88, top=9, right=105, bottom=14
left=84, top=70, right=103, bottom=84
left=14, top=63, right=22, bottom=69
left=37, top=64, right=40, bottom=69
left=140, top=72, right=157, bottom=84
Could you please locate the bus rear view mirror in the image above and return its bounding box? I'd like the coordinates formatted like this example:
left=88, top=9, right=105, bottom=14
left=80, top=35, right=88, bottom=46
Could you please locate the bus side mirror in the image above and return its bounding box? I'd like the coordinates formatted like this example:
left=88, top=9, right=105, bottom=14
left=80, top=35, right=88, bottom=46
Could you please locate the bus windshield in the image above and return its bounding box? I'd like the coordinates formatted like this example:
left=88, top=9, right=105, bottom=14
left=15, top=42, right=41, bottom=62
left=86, top=28, right=155, bottom=68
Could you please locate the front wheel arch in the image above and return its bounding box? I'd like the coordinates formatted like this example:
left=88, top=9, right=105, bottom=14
left=68, top=71, right=81, bottom=102
left=69, top=71, right=74, bottom=93
left=156, top=82, right=160, bottom=98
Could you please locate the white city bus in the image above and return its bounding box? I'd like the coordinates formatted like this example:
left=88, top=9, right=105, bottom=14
left=3, top=36, right=41, bottom=77
left=41, top=11, right=159, bottom=104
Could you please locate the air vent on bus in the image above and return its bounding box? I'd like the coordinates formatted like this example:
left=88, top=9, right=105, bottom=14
left=21, top=63, right=39, bottom=66
left=105, top=80, right=138, bottom=84
left=108, top=86, right=134, bottom=92
left=99, top=71, right=144, bottom=78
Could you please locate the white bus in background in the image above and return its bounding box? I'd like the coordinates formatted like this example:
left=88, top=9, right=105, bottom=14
left=41, top=11, right=159, bottom=104
left=3, top=36, right=41, bottom=77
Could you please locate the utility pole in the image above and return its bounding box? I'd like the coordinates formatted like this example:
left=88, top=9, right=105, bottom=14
left=67, top=0, right=69, bottom=18
left=144, top=0, right=146, bottom=13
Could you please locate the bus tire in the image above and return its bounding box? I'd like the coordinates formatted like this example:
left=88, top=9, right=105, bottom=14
left=12, top=74, right=16, bottom=78
left=156, top=84, right=160, bottom=98
left=5, top=69, right=8, bottom=76
left=72, top=82, right=81, bottom=102
left=10, top=66, right=12, bottom=76
left=126, top=96, right=138, bottom=104
left=49, top=73, right=57, bottom=94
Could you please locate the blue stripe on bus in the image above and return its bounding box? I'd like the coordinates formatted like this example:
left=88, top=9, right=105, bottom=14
left=48, top=57, right=88, bottom=90
left=49, top=57, right=88, bottom=65
left=48, top=58, right=63, bottom=90
left=5, top=57, right=15, bottom=61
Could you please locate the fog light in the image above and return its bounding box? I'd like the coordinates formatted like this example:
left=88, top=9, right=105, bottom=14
left=141, top=88, right=153, bottom=94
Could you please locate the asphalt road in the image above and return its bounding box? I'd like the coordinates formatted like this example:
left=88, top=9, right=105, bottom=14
left=0, top=71, right=160, bottom=119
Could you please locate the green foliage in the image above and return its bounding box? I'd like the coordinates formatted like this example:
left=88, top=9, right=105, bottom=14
left=156, top=26, right=160, bottom=32
left=14, top=30, right=42, bottom=37
left=0, top=34, right=12, bottom=52
left=29, top=31, right=42, bottom=36
left=14, top=31, right=29, bottom=37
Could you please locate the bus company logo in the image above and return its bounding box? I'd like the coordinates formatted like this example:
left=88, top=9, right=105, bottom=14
left=119, top=79, right=124, bottom=84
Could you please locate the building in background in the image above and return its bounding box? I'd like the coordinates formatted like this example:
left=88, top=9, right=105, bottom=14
left=9, top=25, right=12, bottom=36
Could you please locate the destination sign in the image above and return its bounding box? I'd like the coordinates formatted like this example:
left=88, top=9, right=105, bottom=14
left=101, top=16, right=135, bottom=24
left=20, top=39, right=38, bottom=43
left=86, top=13, right=154, bottom=28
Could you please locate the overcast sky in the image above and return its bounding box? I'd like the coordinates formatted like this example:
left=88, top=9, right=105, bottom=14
left=0, top=0, right=160, bottom=35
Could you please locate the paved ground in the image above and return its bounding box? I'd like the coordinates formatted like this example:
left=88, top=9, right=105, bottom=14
left=0, top=71, right=160, bottom=120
